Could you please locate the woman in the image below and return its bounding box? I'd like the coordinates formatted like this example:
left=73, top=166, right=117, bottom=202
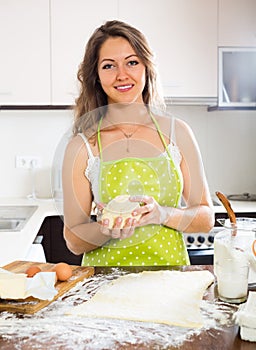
left=62, top=20, right=214, bottom=266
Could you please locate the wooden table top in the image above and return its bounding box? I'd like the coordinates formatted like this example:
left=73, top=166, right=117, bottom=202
left=0, top=265, right=255, bottom=350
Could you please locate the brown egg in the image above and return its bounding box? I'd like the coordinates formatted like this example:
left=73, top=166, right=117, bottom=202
left=52, top=262, right=72, bottom=282
left=25, top=265, right=42, bottom=277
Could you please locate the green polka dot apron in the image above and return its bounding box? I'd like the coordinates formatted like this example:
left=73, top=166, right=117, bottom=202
left=82, top=114, right=190, bottom=267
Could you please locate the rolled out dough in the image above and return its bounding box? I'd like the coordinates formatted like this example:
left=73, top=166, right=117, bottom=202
left=67, top=270, right=214, bottom=328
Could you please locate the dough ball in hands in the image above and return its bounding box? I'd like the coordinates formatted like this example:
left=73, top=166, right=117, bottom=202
left=101, top=195, right=141, bottom=229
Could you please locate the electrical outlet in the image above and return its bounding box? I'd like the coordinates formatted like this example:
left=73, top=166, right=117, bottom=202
left=15, top=156, right=41, bottom=169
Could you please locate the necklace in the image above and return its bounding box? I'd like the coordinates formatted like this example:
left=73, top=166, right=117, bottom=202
left=106, top=120, right=143, bottom=152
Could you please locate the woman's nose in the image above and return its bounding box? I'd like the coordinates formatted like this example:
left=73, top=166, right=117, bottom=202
left=116, top=65, right=128, bottom=80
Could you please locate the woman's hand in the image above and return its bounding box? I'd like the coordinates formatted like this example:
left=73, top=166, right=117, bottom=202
left=130, top=195, right=169, bottom=226
left=96, top=202, right=138, bottom=239
left=100, top=216, right=138, bottom=239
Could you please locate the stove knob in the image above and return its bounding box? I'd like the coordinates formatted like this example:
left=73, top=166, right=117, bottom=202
left=208, top=235, right=215, bottom=244
left=187, top=236, right=195, bottom=244
left=197, top=236, right=205, bottom=244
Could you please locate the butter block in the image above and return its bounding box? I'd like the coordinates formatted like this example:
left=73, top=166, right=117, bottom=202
left=0, top=272, right=27, bottom=299
left=0, top=269, right=57, bottom=300
left=240, top=325, right=256, bottom=342
left=235, top=291, right=256, bottom=342
left=235, top=291, right=256, bottom=328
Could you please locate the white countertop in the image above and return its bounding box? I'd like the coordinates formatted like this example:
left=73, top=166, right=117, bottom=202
left=0, top=197, right=255, bottom=267
left=0, top=197, right=59, bottom=267
left=212, top=200, right=256, bottom=214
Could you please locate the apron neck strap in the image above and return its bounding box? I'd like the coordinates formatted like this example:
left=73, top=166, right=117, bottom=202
left=97, top=110, right=171, bottom=159
left=97, top=117, right=103, bottom=160
left=149, top=112, right=172, bottom=158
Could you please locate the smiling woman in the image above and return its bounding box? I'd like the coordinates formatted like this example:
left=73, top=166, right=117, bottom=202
left=62, top=20, right=214, bottom=268
left=73, top=20, right=164, bottom=125
left=97, top=37, right=146, bottom=105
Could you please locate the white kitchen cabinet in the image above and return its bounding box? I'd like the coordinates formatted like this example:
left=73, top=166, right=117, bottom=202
left=218, top=0, right=256, bottom=47
left=0, top=0, right=51, bottom=105
left=118, top=0, right=218, bottom=99
left=218, top=47, right=256, bottom=107
left=50, top=0, right=118, bottom=105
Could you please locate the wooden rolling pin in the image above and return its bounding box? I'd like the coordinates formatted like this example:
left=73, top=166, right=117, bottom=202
left=215, top=191, right=237, bottom=225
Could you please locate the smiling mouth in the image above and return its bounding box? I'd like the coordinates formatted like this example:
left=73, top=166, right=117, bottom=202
left=115, top=84, right=133, bottom=91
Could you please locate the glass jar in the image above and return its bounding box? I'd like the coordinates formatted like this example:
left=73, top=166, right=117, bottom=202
left=214, top=218, right=256, bottom=285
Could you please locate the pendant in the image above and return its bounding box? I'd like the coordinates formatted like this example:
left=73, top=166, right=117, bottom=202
left=125, top=134, right=132, bottom=153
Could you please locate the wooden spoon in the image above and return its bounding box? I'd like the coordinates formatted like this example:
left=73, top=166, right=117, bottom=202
left=215, top=191, right=237, bottom=226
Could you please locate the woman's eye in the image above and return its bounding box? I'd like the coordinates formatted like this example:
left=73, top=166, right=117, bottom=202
left=102, top=63, right=114, bottom=70
left=128, top=60, right=139, bottom=66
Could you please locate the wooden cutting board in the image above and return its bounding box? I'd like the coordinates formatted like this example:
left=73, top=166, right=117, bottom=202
left=0, top=260, right=94, bottom=314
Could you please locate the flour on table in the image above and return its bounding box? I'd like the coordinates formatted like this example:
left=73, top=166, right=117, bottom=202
left=66, top=270, right=214, bottom=328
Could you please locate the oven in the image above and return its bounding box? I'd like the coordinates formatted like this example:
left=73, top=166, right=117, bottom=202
left=184, top=227, right=222, bottom=265
left=184, top=198, right=222, bottom=265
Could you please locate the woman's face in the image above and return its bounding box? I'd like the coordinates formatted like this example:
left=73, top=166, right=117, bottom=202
left=97, top=36, right=146, bottom=105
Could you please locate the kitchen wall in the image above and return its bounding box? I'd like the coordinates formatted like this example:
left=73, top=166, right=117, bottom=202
left=0, top=110, right=73, bottom=198
left=0, top=107, right=256, bottom=199
left=167, top=106, right=256, bottom=198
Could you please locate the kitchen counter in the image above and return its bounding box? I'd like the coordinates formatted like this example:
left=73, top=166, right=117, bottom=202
left=0, top=265, right=255, bottom=350
left=0, top=197, right=255, bottom=267
left=0, top=197, right=58, bottom=266
left=212, top=200, right=256, bottom=214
